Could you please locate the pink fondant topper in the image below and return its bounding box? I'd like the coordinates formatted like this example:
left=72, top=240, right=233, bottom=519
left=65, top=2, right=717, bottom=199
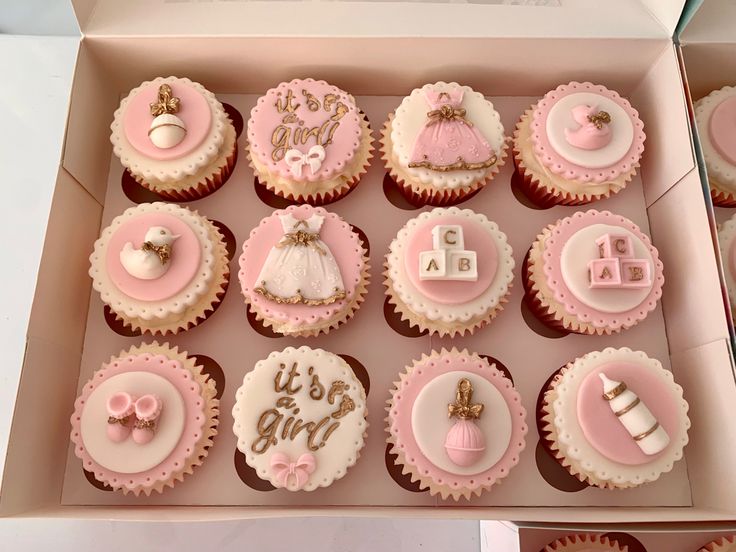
left=270, top=452, right=316, bottom=490
left=709, top=96, right=736, bottom=165
left=408, top=87, right=496, bottom=172
left=588, top=233, right=651, bottom=289
left=564, top=104, right=613, bottom=150
left=444, top=378, right=486, bottom=467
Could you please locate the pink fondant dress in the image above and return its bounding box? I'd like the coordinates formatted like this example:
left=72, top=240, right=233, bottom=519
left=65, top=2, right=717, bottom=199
left=408, top=88, right=496, bottom=172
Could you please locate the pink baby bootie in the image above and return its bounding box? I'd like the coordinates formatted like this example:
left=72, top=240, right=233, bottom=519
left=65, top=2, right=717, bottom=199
left=132, top=394, right=162, bottom=445
left=106, top=391, right=135, bottom=442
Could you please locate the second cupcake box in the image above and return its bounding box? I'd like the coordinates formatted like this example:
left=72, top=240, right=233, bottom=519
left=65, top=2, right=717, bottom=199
left=6, top=0, right=735, bottom=523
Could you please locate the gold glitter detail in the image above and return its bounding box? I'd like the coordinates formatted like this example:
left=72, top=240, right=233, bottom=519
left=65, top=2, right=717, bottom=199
left=141, top=241, right=172, bottom=264
left=107, top=415, right=130, bottom=425
left=253, top=286, right=347, bottom=306
left=602, top=381, right=628, bottom=401
left=275, top=230, right=326, bottom=255
left=408, top=154, right=497, bottom=172
left=149, top=84, right=181, bottom=116
left=448, top=378, right=483, bottom=420
left=587, top=110, right=611, bottom=129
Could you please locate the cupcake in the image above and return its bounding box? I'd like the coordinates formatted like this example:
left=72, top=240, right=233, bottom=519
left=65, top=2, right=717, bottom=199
left=232, top=346, right=368, bottom=491
left=381, top=81, right=507, bottom=206
left=238, top=204, right=369, bottom=337
left=541, top=534, right=627, bottom=552
left=695, top=86, right=736, bottom=206
left=386, top=349, right=527, bottom=500
left=70, top=342, right=219, bottom=495
left=523, top=209, right=663, bottom=335
left=385, top=207, right=514, bottom=337
left=514, top=82, right=645, bottom=207
left=247, top=78, right=373, bottom=204
left=539, top=347, right=690, bottom=489
left=111, top=76, right=237, bottom=200
left=89, top=202, right=229, bottom=335
left=718, top=213, right=736, bottom=310
left=697, top=536, right=736, bottom=552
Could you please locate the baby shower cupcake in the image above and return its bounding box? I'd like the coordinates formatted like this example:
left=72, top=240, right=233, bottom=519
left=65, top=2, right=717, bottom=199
left=523, top=209, right=663, bottom=335
left=387, top=349, right=527, bottom=500
left=540, top=534, right=627, bottom=552
left=70, top=342, right=219, bottom=495
left=539, top=347, right=690, bottom=489
left=514, top=82, right=645, bottom=207
left=89, top=202, right=229, bottom=335
left=697, top=536, right=736, bottom=552
left=238, top=204, right=369, bottom=336
left=232, top=346, right=368, bottom=491
left=695, top=85, right=736, bottom=206
left=385, top=207, right=514, bottom=337
left=111, top=76, right=237, bottom=200
left=718, top=213, right=736, bottom=310
left=381, top=81, right=507, bottom=206
left=247, top=78, right=373, bottom=204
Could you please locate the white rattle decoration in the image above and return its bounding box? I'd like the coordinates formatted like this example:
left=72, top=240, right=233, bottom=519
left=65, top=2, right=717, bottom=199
left=599, top=372, right=670, bottom=455
left=284, top=145, right=326, bottom=177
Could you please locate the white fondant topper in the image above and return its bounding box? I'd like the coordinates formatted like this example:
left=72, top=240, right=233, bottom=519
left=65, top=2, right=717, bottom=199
left=599, top=372, right=670, bottom=456
left=148, top=84, right=187, bottom=149
left=419, top=225, right=478, bottom=281
left=284, top=145, right=326, bottom=178
left=120, top=226, right=180, bottom=280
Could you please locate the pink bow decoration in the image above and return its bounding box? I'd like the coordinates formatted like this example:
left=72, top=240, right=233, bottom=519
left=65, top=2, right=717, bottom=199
left=284, top=145, right=325, bottom=178
left=270, top=452, right=317, bottom=490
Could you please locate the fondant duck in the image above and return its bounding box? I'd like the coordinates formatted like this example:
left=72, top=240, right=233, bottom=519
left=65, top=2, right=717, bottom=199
left=120, top=226, right=180, bottom=280
left=564, top=104, right=613, bottom=150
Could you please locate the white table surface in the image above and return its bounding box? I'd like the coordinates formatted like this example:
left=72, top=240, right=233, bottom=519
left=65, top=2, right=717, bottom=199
left=0, top=32, right=482, bottom=552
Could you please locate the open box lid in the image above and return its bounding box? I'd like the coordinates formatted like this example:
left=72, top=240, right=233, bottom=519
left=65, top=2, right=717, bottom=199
left=70, top=0, right=686, bottom=40
left=679, top=0, right=736, bottom=43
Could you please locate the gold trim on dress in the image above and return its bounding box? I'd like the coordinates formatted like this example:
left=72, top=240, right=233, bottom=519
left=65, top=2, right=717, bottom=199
left=254, top=285, right=347, bottom=306
left=408, top=154, right=497, bottom=172
left=275, top=230, right=326, bottom=255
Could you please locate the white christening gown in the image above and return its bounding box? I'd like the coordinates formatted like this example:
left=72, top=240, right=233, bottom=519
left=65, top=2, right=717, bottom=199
left=254, top=213, right=346, bottom=305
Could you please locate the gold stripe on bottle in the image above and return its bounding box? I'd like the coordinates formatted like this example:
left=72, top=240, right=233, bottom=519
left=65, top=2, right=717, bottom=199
left=614, top=397, right=641, bottom=417
left=633, top=422, right=660, bottom=442
left=602, top=382, right=628, bottom=401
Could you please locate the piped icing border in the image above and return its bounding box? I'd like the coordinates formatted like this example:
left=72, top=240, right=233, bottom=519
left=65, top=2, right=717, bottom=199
left=90, top=203, right=217, bottom=322
left=389, top=82, right=506, bottom=191
left=544, top=347, right=689, bottom=488
left=111, top=77, right=228, bottom=183
left=718, top=213, right=736, bottom=307
left=247, top=78, right=363, bottom=183
left=541, top=210, right=663, bottom=330
left=695, top=86, right=736, bottom=192
left=70, top=342, right=218, bottom=495
left=232, top=346, right=368, bottom=491
left=387, top=348, right=527, bottom=500
left=386, top=207, right=514, bottom=324
left=531, top=82, right=645, bottom=183
left=238, top=204, right=369, bottom=330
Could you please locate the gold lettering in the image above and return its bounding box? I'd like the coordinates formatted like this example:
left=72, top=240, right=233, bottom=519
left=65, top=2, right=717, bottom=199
left=302, top=89, right=321, bottom=111
left=327, top=381, right=348, bottom=405
left=331, top=395, right=355, bottom=419
left=324, top=121, right=339, bottom=146
left=629, top=266, right=644, bottom=281
left=290, top=418, right=314, bottom=442
left=251, top=409, right=282, bottom=454
left=275, top=89, right=299, bottom=113
left=307, top=417, right=340, bottom=451
left=443, top=229, right=457, bottom=245
left=457, top=257, right=471, bottom=272
left=426, top=258, right=440, bottom=272
left=274, top=362, right=302, bottom=395
left=615, top=239, right=627, bottom=254
left=323, top=93, right=338, bottom=112
left=309, top=372, right=325, bottom=401
left=271, top=126, right=291, bottom=162
left=598, top=243, right=605, bottom=258
left=600, top=267, right=612, bottom=279
left=331, top=102, right=349, bottom=121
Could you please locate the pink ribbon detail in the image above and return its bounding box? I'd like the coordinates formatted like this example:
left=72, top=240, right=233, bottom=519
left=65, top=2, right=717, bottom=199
left=270, top=452, right=317, bottom=490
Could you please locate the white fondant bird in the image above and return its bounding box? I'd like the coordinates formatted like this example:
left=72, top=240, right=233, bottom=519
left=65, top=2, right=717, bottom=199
left=120, top=226, right=180, bottom=280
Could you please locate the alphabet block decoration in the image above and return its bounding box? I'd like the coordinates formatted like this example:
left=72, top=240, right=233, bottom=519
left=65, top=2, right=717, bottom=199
left=589, top=233, right=651, bottom=289
left=419, top=225, right=478, bottom=281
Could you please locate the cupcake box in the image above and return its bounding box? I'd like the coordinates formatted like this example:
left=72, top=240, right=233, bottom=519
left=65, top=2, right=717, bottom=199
left=482, top=523, right=736, bottom=552
left=3, top=0, right=734, bottom=525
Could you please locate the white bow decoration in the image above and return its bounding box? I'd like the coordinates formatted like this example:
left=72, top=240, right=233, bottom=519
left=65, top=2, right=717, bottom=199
left=284, top=145, right=326, bottom=178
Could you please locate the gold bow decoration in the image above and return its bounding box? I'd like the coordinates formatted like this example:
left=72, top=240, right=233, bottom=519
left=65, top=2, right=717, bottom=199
left=587, top=110, right=611, bottom=129
left=141, top=241, right=173, bottom=264
left=448, top=378, right=484, bottom=420
left=276, top=230, right=326, bottom=255
left=150, top=84, right=181, bottom=117
left=426, top=104, right=472, bottom=127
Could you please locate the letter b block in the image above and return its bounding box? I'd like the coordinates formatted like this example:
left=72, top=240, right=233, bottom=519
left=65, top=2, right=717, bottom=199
left=447, top=250, right=478, bottom=281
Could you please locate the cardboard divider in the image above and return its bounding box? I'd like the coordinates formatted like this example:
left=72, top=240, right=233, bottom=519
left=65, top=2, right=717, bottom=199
left=5, top=15, right=735, bottom=520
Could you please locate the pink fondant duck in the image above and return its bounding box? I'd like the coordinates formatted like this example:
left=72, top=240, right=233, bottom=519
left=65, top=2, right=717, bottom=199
left=564, top=104, right=613, bottom=150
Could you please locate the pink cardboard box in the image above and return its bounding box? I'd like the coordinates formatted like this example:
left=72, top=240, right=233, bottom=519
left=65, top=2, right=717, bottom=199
left=2, top=0, right=734, bottom=523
